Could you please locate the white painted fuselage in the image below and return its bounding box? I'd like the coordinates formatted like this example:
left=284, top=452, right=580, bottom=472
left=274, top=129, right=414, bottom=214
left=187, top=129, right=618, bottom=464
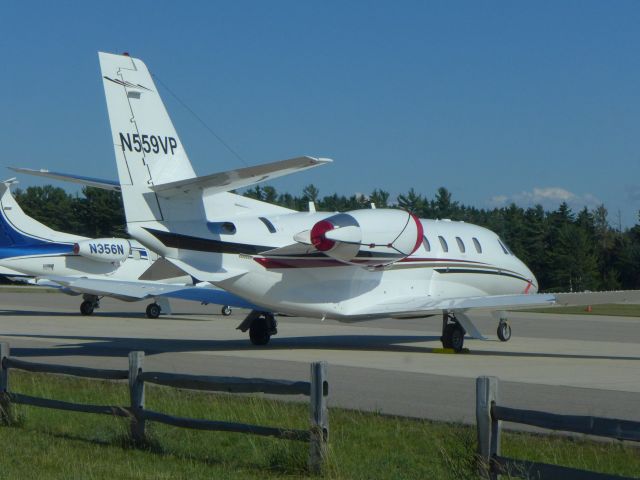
left=128, top=207, right=536, bottom=320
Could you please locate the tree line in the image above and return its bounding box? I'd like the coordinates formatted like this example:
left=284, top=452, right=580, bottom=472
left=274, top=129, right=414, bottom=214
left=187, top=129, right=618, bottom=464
left=12, top=184, right=640, bottom=293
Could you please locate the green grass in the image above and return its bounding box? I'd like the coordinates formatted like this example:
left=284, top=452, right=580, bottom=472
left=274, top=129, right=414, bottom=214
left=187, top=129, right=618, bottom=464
left=522, top=303, right=640, bottom=317
left=1, top=372, right=639, bottom=479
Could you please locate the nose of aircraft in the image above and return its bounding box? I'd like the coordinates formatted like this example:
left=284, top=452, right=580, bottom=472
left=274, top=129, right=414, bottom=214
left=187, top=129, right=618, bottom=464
left=518, top=258, right=538, bottom=293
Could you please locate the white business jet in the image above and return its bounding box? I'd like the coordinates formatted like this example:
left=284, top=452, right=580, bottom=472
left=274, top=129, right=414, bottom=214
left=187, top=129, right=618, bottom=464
left=18, top=52, right=640, bottom=351
left=0, top=178, right=256, bottom=317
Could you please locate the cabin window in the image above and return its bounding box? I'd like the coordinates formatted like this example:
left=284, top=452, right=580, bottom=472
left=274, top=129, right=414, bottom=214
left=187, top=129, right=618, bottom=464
left=258, top=217, right=276, bottom=233
left=472, top=237, right=482, bottom=253
left=455, top=237, right=465, bottom=253
left=422, top=235, right=431, bottom=252
left=438, top=236, right=448, bottom=253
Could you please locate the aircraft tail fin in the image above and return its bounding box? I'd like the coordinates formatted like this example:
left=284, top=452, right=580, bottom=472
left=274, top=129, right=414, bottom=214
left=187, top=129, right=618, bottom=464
left=99, top=52, right=196, bottom=224
left=0, top=179, right=84, bottom=247
left=99, top=52, right=331, bottom=228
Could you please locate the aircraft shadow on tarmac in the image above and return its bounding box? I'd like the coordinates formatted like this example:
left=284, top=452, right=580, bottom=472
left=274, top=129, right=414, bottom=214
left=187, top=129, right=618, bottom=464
left=2, top=333, right=640, bottom=362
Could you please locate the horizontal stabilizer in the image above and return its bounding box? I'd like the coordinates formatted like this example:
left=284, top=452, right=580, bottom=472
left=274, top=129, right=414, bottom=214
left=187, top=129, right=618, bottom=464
left=10, top=167, right=121, bottom=191
left=151, top=156, right=332, bottom=196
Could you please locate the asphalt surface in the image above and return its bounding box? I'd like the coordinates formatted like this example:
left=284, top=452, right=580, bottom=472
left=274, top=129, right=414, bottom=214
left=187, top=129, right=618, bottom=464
left=0, top=289, right=639, bottom=427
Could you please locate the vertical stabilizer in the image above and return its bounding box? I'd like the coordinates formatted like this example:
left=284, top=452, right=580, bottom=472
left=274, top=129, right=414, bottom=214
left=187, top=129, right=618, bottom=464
left=99, top=52, right=196, bottom=223
left=0, top=181, right=84, bottom=246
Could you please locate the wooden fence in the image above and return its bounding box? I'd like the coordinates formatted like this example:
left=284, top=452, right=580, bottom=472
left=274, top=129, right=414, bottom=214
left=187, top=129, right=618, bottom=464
left=476, top=376, right=640, bottom=480
left=0, top=342, right=329, bottom=473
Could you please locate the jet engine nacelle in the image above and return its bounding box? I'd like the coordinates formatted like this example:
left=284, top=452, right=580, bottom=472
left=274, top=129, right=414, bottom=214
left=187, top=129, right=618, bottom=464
left=73, top=238, right=131, bottom=263
left=310, top=209, right=423, bottom=266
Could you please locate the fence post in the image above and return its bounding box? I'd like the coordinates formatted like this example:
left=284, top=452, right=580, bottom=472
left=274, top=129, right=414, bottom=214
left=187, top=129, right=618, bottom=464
left=309, top=361, right=328, bottom=474
left=0, top=342, right=11, bottom=425
left=128, top=351, right=145, bottom=445
left=476, top=376, right=500, bottom=479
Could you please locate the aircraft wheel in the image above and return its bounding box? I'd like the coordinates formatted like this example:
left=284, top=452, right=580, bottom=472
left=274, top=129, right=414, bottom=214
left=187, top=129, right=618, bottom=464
left=442, top=323, right=465, bottom=352
left=80, top=300, right=94, bottom=316
left=249, top=316, right=271, bottom=346
left=497, top=321, right=511, bottom=342
left=146, top=303, right=161, bottom=319
left=221, top=305, right=232, bottom=316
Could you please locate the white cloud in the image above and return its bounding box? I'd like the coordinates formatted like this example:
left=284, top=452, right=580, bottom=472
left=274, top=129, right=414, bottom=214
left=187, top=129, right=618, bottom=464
left=489, top=187, right=600, bottom=210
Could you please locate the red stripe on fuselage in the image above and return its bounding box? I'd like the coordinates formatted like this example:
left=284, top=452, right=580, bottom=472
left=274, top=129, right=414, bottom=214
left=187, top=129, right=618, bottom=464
left=253, top=256, right=489, bottom=269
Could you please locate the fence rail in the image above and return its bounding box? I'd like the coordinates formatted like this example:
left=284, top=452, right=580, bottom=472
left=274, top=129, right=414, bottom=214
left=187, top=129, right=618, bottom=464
left=476, top=376, right=640, bottom=480
left=0, top=342, right=328, bottom=473
left=140, top=371, right=311, bottom=395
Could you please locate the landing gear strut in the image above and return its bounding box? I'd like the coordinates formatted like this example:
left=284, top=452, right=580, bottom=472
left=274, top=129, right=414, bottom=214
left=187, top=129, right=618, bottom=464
left=440, top=312, right=466, bottom=352
left=80, top=294, right=100, bottom=315
left=237, top=310, right=278, bottom=345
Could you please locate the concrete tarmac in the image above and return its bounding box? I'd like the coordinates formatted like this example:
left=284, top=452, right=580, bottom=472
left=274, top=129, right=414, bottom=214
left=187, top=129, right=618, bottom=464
left=0, top=289, right=639, bottom=426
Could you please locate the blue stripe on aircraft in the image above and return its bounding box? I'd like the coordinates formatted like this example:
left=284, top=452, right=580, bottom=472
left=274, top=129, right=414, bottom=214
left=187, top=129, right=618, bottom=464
left=0, top=207, right=74, bottom=257
left=0, top=243, right=75, bottom=260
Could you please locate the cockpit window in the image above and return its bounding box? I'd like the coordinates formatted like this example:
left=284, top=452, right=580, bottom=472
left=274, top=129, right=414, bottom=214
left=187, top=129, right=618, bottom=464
left=497, top=238, right=511, bottom=255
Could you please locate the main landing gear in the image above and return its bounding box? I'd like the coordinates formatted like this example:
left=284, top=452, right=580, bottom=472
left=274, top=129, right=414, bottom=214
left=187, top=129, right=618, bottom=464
left=146, top=302, right=162, bottom=319
left=80, top=294, right=101, bottom=315
left=440, top=312, right=466, bottom=352
left=221, top=305, right=232, bottom=316
left=236, top=310, right=278, bottom=346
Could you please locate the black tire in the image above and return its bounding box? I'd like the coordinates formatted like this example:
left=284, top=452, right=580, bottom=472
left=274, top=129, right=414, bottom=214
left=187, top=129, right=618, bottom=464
left=497, top=322, right=512, bottom=342
left=249, top=316, right=271, bottom=345
left=146, top=303, right=161, bottom=319
left=442, top=323, right=465, bottom=352
left=221, top=305, right=232, bottom=316
left=80, top=300, right=94, bottom=316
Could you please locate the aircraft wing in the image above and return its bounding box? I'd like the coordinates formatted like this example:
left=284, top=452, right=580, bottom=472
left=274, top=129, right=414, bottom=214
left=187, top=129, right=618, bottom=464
left=350, top=289, right=640, bottom=319
left=349, top=293, right=557, bottom=318
left=44, top=275, right=193, bottom=300
left=553, top=290, right=640, bottom=306
left=42, top=275, right=257, bottom=309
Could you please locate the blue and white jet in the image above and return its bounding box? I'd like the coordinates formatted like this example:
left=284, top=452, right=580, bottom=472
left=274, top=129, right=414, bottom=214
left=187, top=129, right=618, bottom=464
left=0, top=178, right=256, bottom=317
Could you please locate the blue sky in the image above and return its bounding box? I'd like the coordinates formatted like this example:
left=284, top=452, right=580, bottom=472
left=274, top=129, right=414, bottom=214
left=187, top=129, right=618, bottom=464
left=1, top=1, right=639, bottom=226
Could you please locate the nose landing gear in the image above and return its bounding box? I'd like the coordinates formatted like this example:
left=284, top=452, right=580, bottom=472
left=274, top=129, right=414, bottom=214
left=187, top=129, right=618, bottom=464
left=497, top=319, right=511, bottom=342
